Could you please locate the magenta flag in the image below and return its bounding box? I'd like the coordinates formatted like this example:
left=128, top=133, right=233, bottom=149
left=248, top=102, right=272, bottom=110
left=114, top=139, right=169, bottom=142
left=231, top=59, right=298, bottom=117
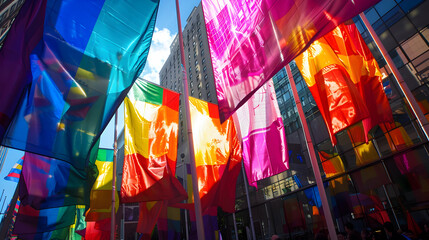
left=202, top=0, right=380, bottom=121
left=234, top=79, right=288, bottom=188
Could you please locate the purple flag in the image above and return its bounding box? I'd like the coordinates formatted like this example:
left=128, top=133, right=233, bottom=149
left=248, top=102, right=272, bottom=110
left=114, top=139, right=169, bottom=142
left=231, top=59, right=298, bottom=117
left=0, top=0, right=46, bottom=140
left=234, top=79, right=288, bottom=188
left=202, top=0, right=380, bottom=121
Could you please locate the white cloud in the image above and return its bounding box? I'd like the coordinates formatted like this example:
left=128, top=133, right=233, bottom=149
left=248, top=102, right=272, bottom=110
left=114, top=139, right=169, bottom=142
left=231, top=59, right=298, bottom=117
left=140, top=27, right=176, bottom=84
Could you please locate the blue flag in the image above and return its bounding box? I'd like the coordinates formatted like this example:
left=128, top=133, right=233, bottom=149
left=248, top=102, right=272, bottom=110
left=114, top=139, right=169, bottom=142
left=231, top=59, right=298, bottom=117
left=1, top=0, right=159, bottom=169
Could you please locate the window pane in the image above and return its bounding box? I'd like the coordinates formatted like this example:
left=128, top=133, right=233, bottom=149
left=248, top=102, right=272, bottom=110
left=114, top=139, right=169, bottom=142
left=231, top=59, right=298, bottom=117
left=365, top=9, right=380, bottom=25
left=390, top=18, right=417, bottom=43
left=379, top=30, right=397, bottom=51
left=408, top=1, right=429, bottom=30
left=385, top=146, right=429, bottom=205
left=375, top=0, right=396, bottom=16
left=401, top=34, right=429, bottom=60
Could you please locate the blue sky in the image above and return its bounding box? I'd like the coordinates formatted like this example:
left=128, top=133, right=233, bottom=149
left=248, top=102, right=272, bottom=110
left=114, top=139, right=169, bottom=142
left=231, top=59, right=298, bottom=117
left=0, top=0, right=201, bottom=215
left=139, top=0, right=202, bottom=84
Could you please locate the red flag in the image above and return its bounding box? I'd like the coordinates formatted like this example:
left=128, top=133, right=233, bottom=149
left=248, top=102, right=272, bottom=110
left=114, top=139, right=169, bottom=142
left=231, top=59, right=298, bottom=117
left=136, top=201, right=165, bottom=239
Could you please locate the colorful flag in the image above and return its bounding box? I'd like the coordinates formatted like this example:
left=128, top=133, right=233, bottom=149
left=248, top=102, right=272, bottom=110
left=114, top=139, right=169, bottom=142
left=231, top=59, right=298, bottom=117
left=18, top=152, right=98, bottom=210
left=13, top=204, right=76, bottom=236
left=4, top=157, right=24, bottom=182
left=347, top=123, right=380, bottom=166
left=188, top=207, right=220, bottom=240
left=319, top=150, right=344, bottom=180
left=295, top=22, right=393, bottom=145
left=283, top=197, right=305, bottom=232
left=202, top=0, right=380, bottom=122
left=367, top=195, right=390, bottom=225
left=234, top=79, right=288, bottom=188
left=380, top=122, right=414, bottom=152
left=189, top=97, right=242, bottom=213
left=137, top=201, right=165, bottom=239
left=68, top=205, right=87, bottom=240
left=84, top=217, right=113, bottom=240
left=85, top=149, right=119, bottom=221
left=121, top=79, right=186, bottom=203
left=16, top=205, right=88, bottom=240
left=156, top=205, right=182, bottom=240
left=6, top=198, right=21, bottom=240
left=1, top=0, right=159, bottom=169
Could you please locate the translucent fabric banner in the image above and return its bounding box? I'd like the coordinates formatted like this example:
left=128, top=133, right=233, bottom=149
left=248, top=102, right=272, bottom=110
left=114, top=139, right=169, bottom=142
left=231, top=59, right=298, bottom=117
left=202, top=0, right=380, bottom=122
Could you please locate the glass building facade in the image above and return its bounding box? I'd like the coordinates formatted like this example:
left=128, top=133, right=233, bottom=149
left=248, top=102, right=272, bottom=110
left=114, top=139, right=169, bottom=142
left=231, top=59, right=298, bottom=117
left=219, top=0, right=429, bottom=239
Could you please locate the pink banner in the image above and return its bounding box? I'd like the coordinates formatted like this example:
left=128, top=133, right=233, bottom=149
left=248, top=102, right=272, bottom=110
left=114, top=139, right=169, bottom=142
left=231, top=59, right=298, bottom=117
left=202, top=0, right=379, bottom=121
left=234, top=79, right=288, bottom=188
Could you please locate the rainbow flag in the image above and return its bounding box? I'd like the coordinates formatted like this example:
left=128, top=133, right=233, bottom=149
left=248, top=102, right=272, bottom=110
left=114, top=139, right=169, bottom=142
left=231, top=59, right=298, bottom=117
left=4, top=157, right=23, bottom=182
left=13, top=204, right=76, bottom=237
left=121, top=80, right=186, bottom=203
left=0, top=0, right=159, bottom=169
left=18, top=152, right=98, bottom=210
left=86, top=149, right=119, bottom=222
left=157, top=206, right=182, bottom=240
left=136, top=201, right=165, bottom=238
left=14, top=205, right=86, bottom=240
left=202, top=0, right=380, bottom=122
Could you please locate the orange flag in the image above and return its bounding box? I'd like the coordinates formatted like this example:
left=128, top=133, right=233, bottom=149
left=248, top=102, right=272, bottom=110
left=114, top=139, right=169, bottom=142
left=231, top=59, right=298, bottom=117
left=188, top=97, right=242, bottom=213
left=296, top=21, right=393, bottom=145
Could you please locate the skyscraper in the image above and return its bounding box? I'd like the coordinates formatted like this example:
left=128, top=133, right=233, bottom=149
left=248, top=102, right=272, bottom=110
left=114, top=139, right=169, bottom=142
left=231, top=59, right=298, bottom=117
left=159, top=3, right=218, bottom=170
left=0, top=0, right=26, bottom=47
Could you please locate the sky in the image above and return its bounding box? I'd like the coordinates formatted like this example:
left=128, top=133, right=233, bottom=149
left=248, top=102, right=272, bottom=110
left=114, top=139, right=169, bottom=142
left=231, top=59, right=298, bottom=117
left=139, top=0, right=202, bottom=85
left=0, top=0, right=202, bottom=216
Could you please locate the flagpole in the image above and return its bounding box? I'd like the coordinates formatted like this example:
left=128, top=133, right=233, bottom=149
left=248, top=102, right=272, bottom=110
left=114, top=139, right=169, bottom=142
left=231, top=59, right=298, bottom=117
left=285, top=65, right=337, bottom=240
left=241, top=163, right=257, bottom=240
left=0, top=190, right=4, bottom=207
left=182, top=164, right=189, bottom=240
left=121, top=203, right=125, bottom=240
left=359, top=13, right=429, bottom=141
left=232, top=212, right=239, bottom=240
left=111, top=111, right=118, bottom=240
left=0, top=185, right=18, bottom=239
left=0, top=196, right=6, bottom=215
left=175, top=0, right=205, bottom=239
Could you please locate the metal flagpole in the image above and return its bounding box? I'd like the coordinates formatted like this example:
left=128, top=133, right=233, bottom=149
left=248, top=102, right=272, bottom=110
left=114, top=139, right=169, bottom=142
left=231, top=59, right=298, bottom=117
left=121, top=204, right=125, bottom=240
left=359, top=13, right=429, bottom=141
left=286, top=65, right=337, bottom=240
left=182, top=164, right=189, bottom=240
left=241, top=163, right=257, bottom=240
left=0, top=190, right=4, bottom=206
left=0, top=196, right=6, bottom=215
left=232, top=212, right=239, bottom=240
left=111, top=111, right=118, bottom=240
left=174, top=0, right=205, bottom=239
